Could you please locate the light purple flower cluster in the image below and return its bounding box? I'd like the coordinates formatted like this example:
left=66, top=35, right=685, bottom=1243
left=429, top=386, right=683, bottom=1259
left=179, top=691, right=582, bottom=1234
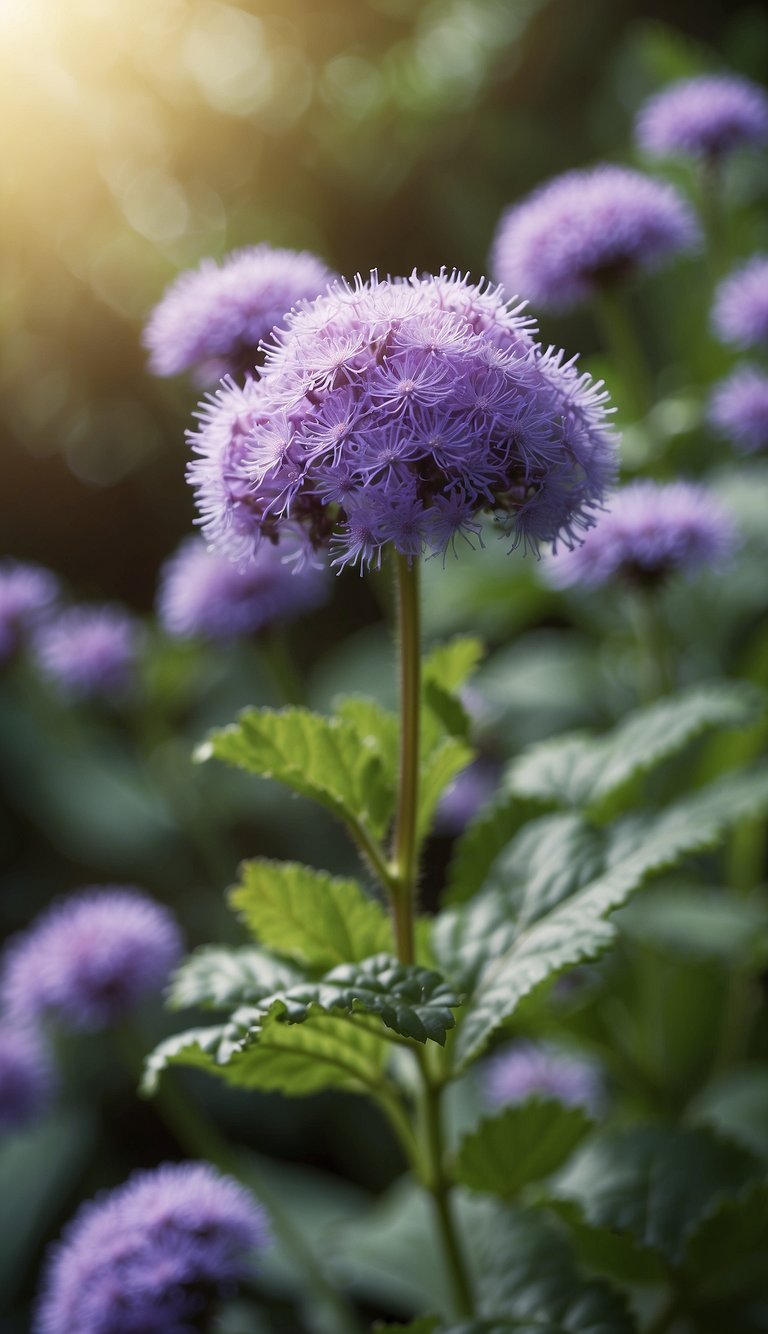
left=35, top=1161, right=268, bottom=1334
left=0, top=560, right=58, bottom=665
left=144, top=245, right=335, bottom=384
left=484, top=1041, right=601, bottom=1113
left=435, top=759, right=500, bottom=834
left=709, top=365, right=768, bottom=454
left=546, top=480, right=737, bottom=589
left=636, top=73, right=768, bottom=161
left=491, top=166, right=699, bottom=313
left=34, top=604, right=141, bottom=700
left=0, top=888, right=183, bottom=1031
left=157, top=536, right=328, bottom=641
left=712, top=254, right=768, bottom=349
left=0, top=1029, right=54, bottom=1134
left=188, top=271, right=618, bottom=570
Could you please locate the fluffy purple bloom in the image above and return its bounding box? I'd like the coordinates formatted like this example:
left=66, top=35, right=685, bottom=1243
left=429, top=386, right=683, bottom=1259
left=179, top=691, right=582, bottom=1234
left=35, top=1161, right=269, bottom=1334
left=435, top=760, right=500, bottom=834
left=636, top=73, right=768, bottom=161
left=712, top=254, right=768, bottom=349
left=34, top=604, right=141, bottom=699
left=709, top=365, right=768, bottom=454
left=144, top=245, right=335, bottom=383
left=0, top=888, right=183, bottom=1031
left=0, top=560, right=59, bottom=664
left=491, top=166, right=699, bottom=313
left=187, top=271, right=618, bottom=570
left=484, top=1041, right=601, bottom=1113
left=546, top=480, right=737, bottom=589
left=0, top=1030, right=54, bottom=1134
left=157, top=536, right=328, bottom=641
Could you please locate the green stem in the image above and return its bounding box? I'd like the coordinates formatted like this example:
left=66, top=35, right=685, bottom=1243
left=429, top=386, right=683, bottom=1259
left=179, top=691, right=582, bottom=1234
left=593, top=283, right=653, bottom=424
left=389, top=552, right=421, bottom=967
left=626, top=586, right=673, bottom=701
left=418, top=1054, right=474, bottom=1318
left=258, top=627, right=306, bottom=706
left=699, top=154, right=727, bottom=281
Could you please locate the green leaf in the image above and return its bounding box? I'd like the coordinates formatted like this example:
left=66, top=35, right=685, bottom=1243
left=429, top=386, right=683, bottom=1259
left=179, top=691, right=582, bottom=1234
left=197, top=706, right=394, bottom=839
left=422, top=637, right=484, bottom=756
left=444, top=795, right=544, bottom=906
left=230, top=860, right=393, bottom=969
left=617, top=884, right=768, bottom=966
left=454, top=1099, right=594, bottom=1198
left=551, top=1124, right=762, bottom=1264
left=444, top=762, right=768, bottom=1068
left=423, top=636, right=484, bottom=696
left=418, top=736, right=475, bottom=843
left=683, top=1181, right=768, bottom=1299
left=169, top=946, right=302, bottom=1011
left=507, top=682, right=764, bottom=813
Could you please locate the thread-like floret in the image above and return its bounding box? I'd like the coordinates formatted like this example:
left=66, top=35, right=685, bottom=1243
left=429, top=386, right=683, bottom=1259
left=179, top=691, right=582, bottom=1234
left=0, top=560, right=59, bottom=665
left=484, top=1041, right=601, bottom=1112
left=0, top=1030, right=54, bottom=1134
left=144, top=245, right=335, bottom=383
left=636, top=73, right=768, bottom=160
left=157, top=536, right=328, bottom=639
left=0, top=888, right=183, bottom=1031
left=491, top=166, right=699, bottom=312
left=188, top=271, right=618, bottom=570
left=545, top=480, right=737, bottom=588
left=709, top=365, right=768, bottom=454
left=34, top=604, right=141, bottom=699
left=35, top=1161, right=269, bottom=1333
left=712, top=254, right=768, bottom=349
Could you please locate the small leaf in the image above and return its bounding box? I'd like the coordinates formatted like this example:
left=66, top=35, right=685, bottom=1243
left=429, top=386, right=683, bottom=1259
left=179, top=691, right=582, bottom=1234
left=454, top=1099, right=594, bottom=1198
left=169, top=946, right=302, bottom=1011
left=422, top=637, right=484, bottom=696
left=421, top=637, right=484, bottom=756
left=198, top=706, right=394, bottom=839
left=418, top=736, right=475, bottom=843
left=551, top=1123, right=762, bottom=1264
left=230, top=860, right=393, bottom=969
left=507, top=682, right=764, bottom=813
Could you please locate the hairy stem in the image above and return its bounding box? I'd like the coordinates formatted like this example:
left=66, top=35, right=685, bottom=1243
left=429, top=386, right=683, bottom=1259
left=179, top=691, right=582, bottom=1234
left=593, top=284, right=653, bottom=424
left=389, top=552, right=421, bottom=966
left=418, top=1053, right=475, bottom=1318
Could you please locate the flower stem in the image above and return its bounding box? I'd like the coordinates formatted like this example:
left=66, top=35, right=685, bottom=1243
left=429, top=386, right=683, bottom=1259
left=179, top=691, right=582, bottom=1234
left=418, top=1053, right=474, bottom=1318
left=593, top=284, right=653, bottom=424
left=389, top=552, right=421, bottom=967
left=258, top=627, right=306, bottom=706
left=626, top=586, right=673, bottom=700
left=699, top=154, right=727, bottom=280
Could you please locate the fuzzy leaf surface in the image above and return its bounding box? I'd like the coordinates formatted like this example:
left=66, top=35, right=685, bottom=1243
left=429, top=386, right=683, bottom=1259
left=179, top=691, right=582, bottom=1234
left=454, top=1099, right=594, bottom=1198
left=168, top=946, right=302, bottom=1011
left=230, top=860, right=392, bottom=969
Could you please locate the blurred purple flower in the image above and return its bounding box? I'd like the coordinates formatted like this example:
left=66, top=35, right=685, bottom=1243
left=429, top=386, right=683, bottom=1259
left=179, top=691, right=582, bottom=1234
left=484, top=1041, right=601, bottom=1113
left=0, top=560, right=59, bottom=665
left=1, top=888, right=183, bottom=1032
left=157, top=536, right=328, bottom=641
left=636, top=73, right=768, bottom=161
left=491, top=165, right=699, bottom=313
left=143, top=245, right=335, bottom=383
left=709, top=365, right=768, bottom=454
left=545, top=480, right=737, bottom=589
left=35, top=1161, right=269, bottom=1334
left=435, top=760, right=500, bottom=835
left=34, top=604, right=141, bottom=699
left=188, top=270, right=618, bottom=570
left=712, top=254, right=768, bottom=349
left=0, top=1030, right=54, bottom=1134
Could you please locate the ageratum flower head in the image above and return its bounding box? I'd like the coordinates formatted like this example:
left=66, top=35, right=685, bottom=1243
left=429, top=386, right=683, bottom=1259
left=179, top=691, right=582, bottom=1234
left=35, top=1161, right=269, bottom=1334
left=144, top=245, right=335, bottom=384
left=712, top=254, right=768, bottom=349
left=636, top=73, right=768, bottom=161
left=0, top=560, right=59, bottom=665
left=491, top=166, right=699, bottom=312
left=188, top=271, right=618, bottom=570
left=34, top=604, right=141, bottom=700
left=546, top=480, right=737, bottom=589
left=0, top=888, right=183, bottom=1031
left=0, top=1029, right=54, bottom=1134
left=157, top=536, right=328, bottom=641
left=484, top=1041, right=601, bottom=1113
left=709, top=365, right=768, bottom=454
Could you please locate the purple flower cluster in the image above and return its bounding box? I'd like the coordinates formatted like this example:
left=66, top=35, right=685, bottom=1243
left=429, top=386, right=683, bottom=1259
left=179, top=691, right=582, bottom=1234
left=144, top=245, right=335, bottom=384
left=157, top=536, right=328, bottom=641
left=188, top=271, right=618, bottom=570
left=34, top=604, right=141, bottom=700
left=0, top=560, right=58, bottom=665
left=709, top=365, right=768, bottom=454
left=712, top=254, right=768, bottom=349
left=491, top=166, right=699, bottom=313
left=546, top=480, right=737, bottom=589
left=636, top=73, right=768, bottom=161
left=484, top=1041, right=601, bottom=1113
left=1, top=888, right=183, bottom=1032
left=36, top=1161, right=268, bottom=1334
left=0, top=1030, right=54, bottom=1134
